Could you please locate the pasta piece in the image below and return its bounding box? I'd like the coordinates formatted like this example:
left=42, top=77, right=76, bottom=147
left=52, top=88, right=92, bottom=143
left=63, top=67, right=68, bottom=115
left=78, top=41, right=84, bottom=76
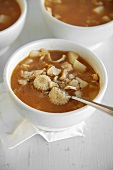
left=18, top=79, right=27, bottom=86
left=21, top=70, right=34, bottom=79
left=59, top=69, right=68, bottom=80
left=54, top=55, right=66, bottom=62
left=47, top=66, right=61, bottom=76
left=68, top=51, right=79, bottom=65
left=33, top=69, right=46, bottom=77
left=47, top=53, right=66, bottom=63
left=53, top=76, right=59, bottom=82
left=40, top=56, right=45, bottom=60
left=61, top=62, right=73, bottom=71
left=21, top=64, right=30, bottom=69
left=33, top=75, right=51, bottom=90
left=46, top=53, right=53, bottom=62
left=65, top=86, right=77, bottom=90
left=73, top=60, right=86, bottom=72
left=49, top=87, right=70, bottom=105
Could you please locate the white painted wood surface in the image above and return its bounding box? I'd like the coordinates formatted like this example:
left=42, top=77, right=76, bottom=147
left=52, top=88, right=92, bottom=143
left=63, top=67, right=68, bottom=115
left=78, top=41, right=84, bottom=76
left=0, top=0, right=113, bottom=169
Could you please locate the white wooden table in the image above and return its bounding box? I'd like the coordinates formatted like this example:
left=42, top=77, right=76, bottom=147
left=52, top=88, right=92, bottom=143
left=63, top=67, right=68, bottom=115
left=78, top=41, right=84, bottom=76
left=0, top=0, right=113, bottom=169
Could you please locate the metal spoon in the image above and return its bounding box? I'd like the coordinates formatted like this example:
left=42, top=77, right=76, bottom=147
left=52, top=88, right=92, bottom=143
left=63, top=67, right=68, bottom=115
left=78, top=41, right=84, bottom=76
left=71, top=96, right=113, bottom=116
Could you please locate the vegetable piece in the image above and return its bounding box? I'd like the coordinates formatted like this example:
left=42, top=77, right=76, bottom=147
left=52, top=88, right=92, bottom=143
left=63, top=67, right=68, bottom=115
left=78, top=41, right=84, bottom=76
left=102, top=16, right=111, bottom=22
left=93, top=6, right=104, bottom=14
left=69, top=79, right=80, bottom=89
left=29, top=50, right=39, bottom=58
left=0, top=15, right=10, bottom=23
left=68, top=51, right=79, bottom=65
left=46, top=7, right=52, bottom=15
left=73, top=60, right=86, bottom=72
left=76, top=77, right=88, bottom=89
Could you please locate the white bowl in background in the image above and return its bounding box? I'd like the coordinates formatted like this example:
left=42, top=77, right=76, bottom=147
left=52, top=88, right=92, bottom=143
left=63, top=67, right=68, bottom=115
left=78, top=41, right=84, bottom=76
left=40, top=0, right=113, bottom=48
left=3, top=39, right=108, bottom=131
left=0, top=0, right=27, bottom=56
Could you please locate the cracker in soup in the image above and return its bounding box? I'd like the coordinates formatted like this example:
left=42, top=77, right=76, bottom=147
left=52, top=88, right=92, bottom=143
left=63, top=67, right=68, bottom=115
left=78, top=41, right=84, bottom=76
left=11, top=49, right=100, bottom=113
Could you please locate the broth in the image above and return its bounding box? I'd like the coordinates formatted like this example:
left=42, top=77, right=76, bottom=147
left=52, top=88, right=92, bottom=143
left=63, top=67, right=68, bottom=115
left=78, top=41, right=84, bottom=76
left=44, top=0, right=113, bottom=27
left=11, top=49, right=100, bottom=113
left=0, top=0, right=21, bottom=31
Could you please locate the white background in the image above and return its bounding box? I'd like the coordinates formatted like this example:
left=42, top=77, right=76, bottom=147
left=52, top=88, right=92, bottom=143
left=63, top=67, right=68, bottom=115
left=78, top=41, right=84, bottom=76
left=0, top=0, right=113, bottom=169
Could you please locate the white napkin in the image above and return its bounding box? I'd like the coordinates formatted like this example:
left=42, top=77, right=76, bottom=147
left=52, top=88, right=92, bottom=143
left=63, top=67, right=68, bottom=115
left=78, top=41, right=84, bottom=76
left=0, top=83, right=87, bottom=149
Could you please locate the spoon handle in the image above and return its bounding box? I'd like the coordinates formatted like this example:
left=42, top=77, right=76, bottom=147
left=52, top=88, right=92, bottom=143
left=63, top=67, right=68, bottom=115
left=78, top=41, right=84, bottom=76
left=71, top=96, right=113, bottom=116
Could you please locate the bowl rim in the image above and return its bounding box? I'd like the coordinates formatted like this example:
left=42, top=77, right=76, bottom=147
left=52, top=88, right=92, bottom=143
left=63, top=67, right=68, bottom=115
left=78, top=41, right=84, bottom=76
left=0, top=0, right=27, bottom=34
left=40, top=0, right=113, bottom=30
left=3, top=39, right=108, bottom=117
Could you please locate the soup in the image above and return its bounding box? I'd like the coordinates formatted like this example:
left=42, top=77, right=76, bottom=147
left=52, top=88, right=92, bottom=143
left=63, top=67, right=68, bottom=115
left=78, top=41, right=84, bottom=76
left=44, top=0, right=113, bottom=27
left=11, top=49, right=100, bottom=113
left=0, top=0, right=21, bottom=31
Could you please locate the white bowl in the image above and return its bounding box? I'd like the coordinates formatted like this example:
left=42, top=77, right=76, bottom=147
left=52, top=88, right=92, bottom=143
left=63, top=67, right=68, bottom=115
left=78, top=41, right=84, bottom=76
left=3, top=39, right=108, bottom=131
left=40, top=0, right=113, bottom=48
left=0, top=0, right=27, bottom=56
